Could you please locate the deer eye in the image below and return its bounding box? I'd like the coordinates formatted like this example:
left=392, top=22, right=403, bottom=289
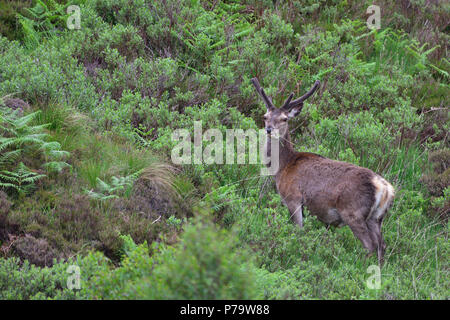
left=282, top=118, right=288, bottom=122
left=263, top=116, right=267, bottom=120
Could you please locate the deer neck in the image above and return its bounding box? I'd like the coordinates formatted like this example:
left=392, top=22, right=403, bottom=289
left=266, top=128, right=297, bottom=176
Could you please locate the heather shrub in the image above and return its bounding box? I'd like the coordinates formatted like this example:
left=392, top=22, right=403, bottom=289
left=421, top=149, right=450, bottom=221
left=10, top=234, right=59, bottom=267
left=421, top=149, right=450, bottom=197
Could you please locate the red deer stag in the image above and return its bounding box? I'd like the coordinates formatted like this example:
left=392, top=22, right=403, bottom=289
left=252, top=77, right=395, bottom=264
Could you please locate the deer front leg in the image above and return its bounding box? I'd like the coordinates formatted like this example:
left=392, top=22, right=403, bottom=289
left=286, top=201, right=304, bottom=228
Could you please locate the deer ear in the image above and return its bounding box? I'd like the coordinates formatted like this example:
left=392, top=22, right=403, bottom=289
left=287, top=104, right=303, bottom=118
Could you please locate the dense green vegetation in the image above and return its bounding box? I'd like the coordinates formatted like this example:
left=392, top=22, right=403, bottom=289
left=0, top=0, right=448, bottom=299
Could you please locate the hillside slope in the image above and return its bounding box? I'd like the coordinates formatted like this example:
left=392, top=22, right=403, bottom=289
left=0, top=0, right=448, bottom=299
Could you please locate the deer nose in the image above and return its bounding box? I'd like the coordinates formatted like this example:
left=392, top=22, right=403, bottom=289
left=266, top=127, right=272, bottom=134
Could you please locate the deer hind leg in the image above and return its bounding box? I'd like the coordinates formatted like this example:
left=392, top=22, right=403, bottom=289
left=367, top=217, right=386, bottom=265
left=340, top=209, right=377, bottom=256
left=369, top=176, right=395, bottom=264
left=367, top=195, right=393, bottom=265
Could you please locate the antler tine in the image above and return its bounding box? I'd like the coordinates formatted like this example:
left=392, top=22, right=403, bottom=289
left=281, top=93, right=294, bottom=110
left=288, top=80, right=320, bottom=109
left=251, top=77, right=275, bottom=110
left=251, top=77, right=262, bottom=93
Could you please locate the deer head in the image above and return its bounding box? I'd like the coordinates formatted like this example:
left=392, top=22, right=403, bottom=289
left=251, top=78, right=320, bottom=138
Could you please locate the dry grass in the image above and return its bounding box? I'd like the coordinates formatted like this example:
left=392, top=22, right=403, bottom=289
left=138, top=162, right=180, bottom=200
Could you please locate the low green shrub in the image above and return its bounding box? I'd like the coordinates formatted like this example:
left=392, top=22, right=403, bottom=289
left=119, top=217, right=261, bottom=299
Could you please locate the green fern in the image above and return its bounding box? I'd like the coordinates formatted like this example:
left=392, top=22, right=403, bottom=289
left=0, top=162, right=46, bottom=195
left=0, top=104, right=71, bottom=194
left=85, top=173, right=140, bottom=201
left=16, top=0, right=69, bottom=49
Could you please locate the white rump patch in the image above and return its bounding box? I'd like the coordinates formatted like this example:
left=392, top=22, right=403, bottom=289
left=367, top=176, right=395, bottom=221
